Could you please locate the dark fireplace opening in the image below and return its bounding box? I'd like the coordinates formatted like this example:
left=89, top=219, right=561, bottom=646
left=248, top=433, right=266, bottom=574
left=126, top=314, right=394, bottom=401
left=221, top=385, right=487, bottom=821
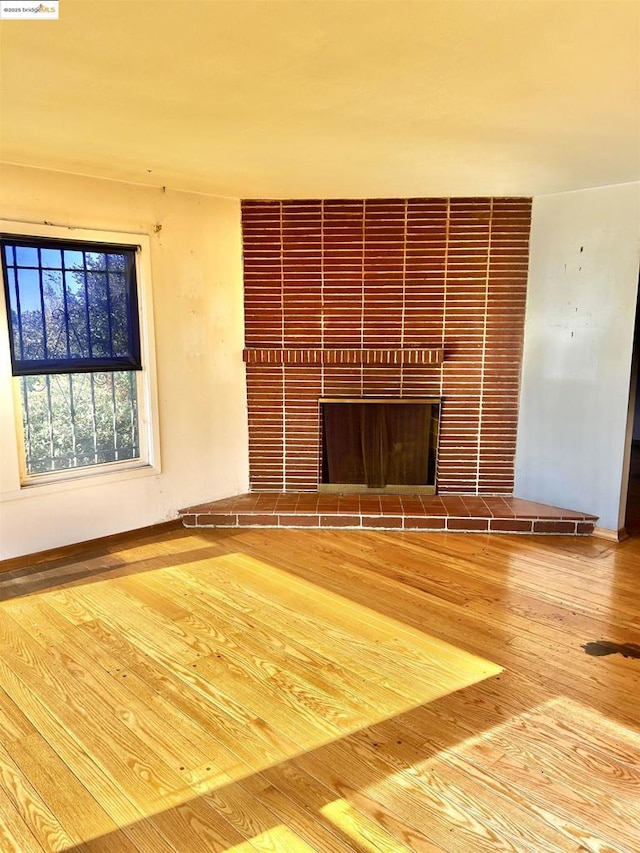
left=320, top=398, right=440, bottom=494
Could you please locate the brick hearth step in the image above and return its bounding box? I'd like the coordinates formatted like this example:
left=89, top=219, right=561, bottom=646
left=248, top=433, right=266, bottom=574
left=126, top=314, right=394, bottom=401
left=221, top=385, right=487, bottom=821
left=178, top=493, right=597, bottom=535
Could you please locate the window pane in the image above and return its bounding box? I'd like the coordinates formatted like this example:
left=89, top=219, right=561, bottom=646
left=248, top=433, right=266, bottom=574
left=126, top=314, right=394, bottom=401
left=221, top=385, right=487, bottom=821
left=5, top=268, right=22, bottom=357
left=2, top=238, right=141, bottom=375
left=15, top=246, right=38, bottom=266
left=41, top=248, right=62, bottom=269
left=64, top=268, right=90, bottom=358
left=42, top=270, right=68, bottom=359
left=63, top=250, right=84, bottom=270
left=108, top=271, right=127, bottom=355
left=87, top=271, right=110, bottom=357
left=20, top=371, right=140, bottom=475
left=16, top=268, right=45, bottom=360
left=85, top=251, right=106, bottom=271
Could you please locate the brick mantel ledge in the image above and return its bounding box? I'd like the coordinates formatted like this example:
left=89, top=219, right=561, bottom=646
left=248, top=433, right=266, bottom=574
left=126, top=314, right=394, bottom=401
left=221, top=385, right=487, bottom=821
left=243, top=347, right=445, bottom=366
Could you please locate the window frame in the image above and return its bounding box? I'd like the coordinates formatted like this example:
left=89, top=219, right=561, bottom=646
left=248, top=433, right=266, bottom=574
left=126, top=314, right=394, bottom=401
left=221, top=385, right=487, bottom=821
left=0, top=221, right=161, bottom=491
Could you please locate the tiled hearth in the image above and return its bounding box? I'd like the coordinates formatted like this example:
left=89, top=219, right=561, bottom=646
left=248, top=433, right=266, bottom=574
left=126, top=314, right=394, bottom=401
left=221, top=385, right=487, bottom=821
left=179, top=493, right=597, bottom=535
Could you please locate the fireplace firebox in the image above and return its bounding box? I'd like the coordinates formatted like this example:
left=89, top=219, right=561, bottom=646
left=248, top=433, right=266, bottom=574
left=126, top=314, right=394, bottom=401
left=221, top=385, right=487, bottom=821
left=320, top=398, right=440, bottom=494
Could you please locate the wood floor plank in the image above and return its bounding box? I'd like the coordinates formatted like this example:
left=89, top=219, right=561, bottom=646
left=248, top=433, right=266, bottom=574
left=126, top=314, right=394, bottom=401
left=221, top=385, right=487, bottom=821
left=468, top=706, right=640, bottom=799
left=1, top=598, right=217, bottom=781
left=73, top=828, right=146, bottom=853
left=339, top=720, right=580, bottom=853
left=0, top=683, right=36, bottom=743
left=4, top=730, right=123, bottom=849
left=167, top=562, right=420, bottom=707
left=542, top=697, right=640, bottom=760
left=138, top=566, right=414, bottom=723
left=0, top=653, right=143, bottom=828
left=1, top=524, right=639, bottom=852
left=238, top=774, right=365, bottom=853
left=66, top=580, right=207, bottom=664
left=457, top=742, right=638, bottom=851
left=292, top=732, right=554, bottom=853
left=245, top=764, right=443, bottom=853
left=193, top=551, right=497, bottom=677
left=77, top=617, right=300, bottom=773
left=142, top=797, right=254, bottom=853
left=0, top=783, right=47, bottom=853
left=0, top=610, right=191, bottom=817
left=198, top=781, right=347, bottom=853
left=440, top=752, right=631, bottom=853
left=232, top=532, right=640, bottom=723
left=0, top=742, right=75, bottom=853
left=175, top=557, right=498, bottom=701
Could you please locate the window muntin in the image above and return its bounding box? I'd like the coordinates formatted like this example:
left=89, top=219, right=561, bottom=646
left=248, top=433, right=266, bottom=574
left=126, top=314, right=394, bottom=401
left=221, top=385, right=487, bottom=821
left=1, top=237, right=141, bottom=376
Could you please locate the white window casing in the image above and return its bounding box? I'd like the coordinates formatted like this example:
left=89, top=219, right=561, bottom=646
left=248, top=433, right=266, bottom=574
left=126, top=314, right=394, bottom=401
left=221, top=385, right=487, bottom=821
left=0, top=220, right=161, bottom=499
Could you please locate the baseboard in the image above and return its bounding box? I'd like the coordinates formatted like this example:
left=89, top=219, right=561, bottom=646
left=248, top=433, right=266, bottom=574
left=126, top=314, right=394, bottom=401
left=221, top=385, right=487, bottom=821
left=0, top=518, right=183, bottom=575
left=592, top=526, right=629, bottom=543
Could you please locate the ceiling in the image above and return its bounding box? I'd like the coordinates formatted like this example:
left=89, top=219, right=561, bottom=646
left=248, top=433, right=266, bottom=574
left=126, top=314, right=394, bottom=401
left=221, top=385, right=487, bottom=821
left=1, top=0, right=639, bottom=199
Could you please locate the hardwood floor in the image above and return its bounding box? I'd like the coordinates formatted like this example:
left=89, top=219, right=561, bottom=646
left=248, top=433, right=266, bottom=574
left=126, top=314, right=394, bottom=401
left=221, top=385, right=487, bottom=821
left=0, top=525, right=639, bottom=852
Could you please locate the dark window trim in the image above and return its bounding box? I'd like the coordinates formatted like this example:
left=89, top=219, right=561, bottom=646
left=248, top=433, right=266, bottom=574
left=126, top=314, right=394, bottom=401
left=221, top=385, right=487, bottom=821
left=1, top=234, right=142, bottom=377
left=0, top=235, right=141, bottom=254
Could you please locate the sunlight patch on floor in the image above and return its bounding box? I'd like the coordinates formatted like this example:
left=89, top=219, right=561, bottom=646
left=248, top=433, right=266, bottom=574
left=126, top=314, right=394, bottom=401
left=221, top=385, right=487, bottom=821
left=320, top=798, right=414, bottom=853
left=360, top=695, right=640, bottom=853
left=223, top=824, right=318, bottom=853
left=0, top=550, right=502, bottom=849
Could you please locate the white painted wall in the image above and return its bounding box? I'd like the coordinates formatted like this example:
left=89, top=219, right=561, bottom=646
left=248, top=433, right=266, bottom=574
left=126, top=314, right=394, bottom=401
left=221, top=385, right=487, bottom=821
left=0, top=164, right=248, bottom=559
left=515, top=183, right=640, bottom=532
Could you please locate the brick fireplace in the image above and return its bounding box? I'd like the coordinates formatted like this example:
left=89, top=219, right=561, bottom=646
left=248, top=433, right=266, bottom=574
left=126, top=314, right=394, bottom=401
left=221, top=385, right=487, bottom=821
left=242, top=197, right=531, bottom=495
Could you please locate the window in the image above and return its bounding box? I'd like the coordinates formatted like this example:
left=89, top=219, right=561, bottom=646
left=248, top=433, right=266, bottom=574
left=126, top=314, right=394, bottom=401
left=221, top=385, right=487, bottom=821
left=0, top=226, right=157, bottom=484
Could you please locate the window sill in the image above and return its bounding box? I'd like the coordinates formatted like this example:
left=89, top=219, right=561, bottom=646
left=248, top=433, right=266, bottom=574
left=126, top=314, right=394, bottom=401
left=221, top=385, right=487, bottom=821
left=0, top=461, right=161, bottom=503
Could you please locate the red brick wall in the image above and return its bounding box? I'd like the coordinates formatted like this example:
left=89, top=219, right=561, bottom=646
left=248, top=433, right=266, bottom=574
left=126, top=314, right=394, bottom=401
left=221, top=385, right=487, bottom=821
left=242, top=197, right=531, bottom=494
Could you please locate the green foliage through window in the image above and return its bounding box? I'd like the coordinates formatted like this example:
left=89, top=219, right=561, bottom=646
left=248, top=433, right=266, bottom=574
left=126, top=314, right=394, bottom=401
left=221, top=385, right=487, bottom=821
left=20, top=372, right=139, bottom=475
